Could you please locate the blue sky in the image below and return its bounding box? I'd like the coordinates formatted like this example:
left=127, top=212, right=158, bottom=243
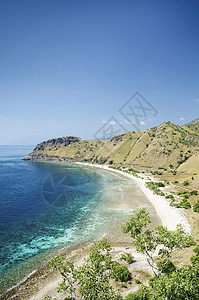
left=0, top=0, right=199, bottom=145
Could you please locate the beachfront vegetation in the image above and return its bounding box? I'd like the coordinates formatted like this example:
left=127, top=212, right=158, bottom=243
left=123, top=209, right=199, bottom=300
left=125, top=262, right=199, bottom=299
left=145, top=181, right=165, bottom=196
left=46, top=238, right=130, bottom=299
left=44, top=209, right=196, bottom=300
left=122, top=208, right=194, bottom=279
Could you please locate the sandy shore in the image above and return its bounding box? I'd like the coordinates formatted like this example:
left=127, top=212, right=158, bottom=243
left=76, top=162, right=191, bottom=234
left=2, top=162, right=191, bottom=300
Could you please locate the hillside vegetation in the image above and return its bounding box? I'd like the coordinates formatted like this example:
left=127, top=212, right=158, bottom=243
left=25, top=120, right=199, bottom=172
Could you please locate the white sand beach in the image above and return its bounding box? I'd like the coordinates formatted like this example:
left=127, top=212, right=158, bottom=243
left=76, top=162, right=191, bottom=234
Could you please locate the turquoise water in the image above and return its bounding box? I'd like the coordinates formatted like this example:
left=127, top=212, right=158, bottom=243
left=0, top=146, right=135, bottom=293
left=0, top=146, right=161, bottom=294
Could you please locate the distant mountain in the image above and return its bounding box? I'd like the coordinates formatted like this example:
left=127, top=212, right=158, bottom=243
left=24, top=120, right=199, bottom=170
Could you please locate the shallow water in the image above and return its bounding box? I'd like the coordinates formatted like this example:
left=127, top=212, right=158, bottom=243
left=0, top=146, right=160, bottom=293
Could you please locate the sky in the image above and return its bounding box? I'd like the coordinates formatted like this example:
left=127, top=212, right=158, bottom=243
left=0, top=0, right=199, bottom=145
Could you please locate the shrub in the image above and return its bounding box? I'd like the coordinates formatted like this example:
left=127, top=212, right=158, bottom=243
left=159, top=191, right=165, bottom=196
left=111, top=261, right=131, bottom=282
left=193, top=202, right=199, bottom=212
left=165, top=194, right=174, bottom=199
left=183, top=181, right=189, bottom=186
left=177, top=200, right=191, bottom=209
left=181, top=194, right=190, bottom=199
left=190, top=247, right=199, bottom=265
left=177, top=191, right=188, bottom=195
left=125, top=292, right=143, bottom=300
left=190, top=190, right=198, bottom=196
left=120, top=252, right=134, bottom=264
left=156, top=259, right=176, bottom=274
left=155, top=182, right=165, bottom=187
left=135, top=278, right=142, bottom=284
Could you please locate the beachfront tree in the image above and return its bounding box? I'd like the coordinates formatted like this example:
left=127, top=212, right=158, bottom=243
left=122, top=208, right=194, bottom=278
left=125, top=248, right=199, bottom=300
left=46, top=238, right=124, bottom=300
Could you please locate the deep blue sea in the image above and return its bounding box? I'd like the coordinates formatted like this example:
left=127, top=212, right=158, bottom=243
left=0, top=145, right=136, bottom=293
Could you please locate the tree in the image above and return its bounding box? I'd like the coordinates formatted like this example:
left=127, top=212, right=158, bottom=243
left=47, top=238, right=124, bottom=300
left=122, top=208, right=194, bottom=278
left=126, top=262, right=199, bottom=300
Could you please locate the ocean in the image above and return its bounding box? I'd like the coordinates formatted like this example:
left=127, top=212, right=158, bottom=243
left=0, top=145, right=161, bottom=294
left=0, top=145, right=133, bottom=293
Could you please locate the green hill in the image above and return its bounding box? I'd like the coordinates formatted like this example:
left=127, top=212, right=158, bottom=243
left=24, top=119, right=199, bottom=171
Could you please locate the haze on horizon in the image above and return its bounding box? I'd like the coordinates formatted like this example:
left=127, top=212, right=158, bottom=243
left=0, top=0, right=199, bottom=145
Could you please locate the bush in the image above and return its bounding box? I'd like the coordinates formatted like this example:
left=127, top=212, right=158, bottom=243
left=193, top=202, right=199, bottom=212
left=190, top=190, right=198, bottom=196
left=159, top=191, right=165, bottom=196
left=156, top=259, right=176, bottom=274
left=120, top=252, right=134, bottom=264
left=177, top=200, right=191, bottom=209
left=165, top=194, right=174, bottom=199
left=177, top=191, right=188, bottom=195
left=155, top=182, right=165, bottom=187
left=183, top=181, right=189, bottom=186
left=191, top=247, right=199, bottom=265
left=135, top=278, right=142, bottom=284
left=146, top=181, right=165, bottom=196
left=125, top=292, right=143, bottom=300
left=111, top=261, right=131, bottom=282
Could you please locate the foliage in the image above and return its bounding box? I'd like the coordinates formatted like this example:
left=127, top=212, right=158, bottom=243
left=125, top=291, right=145, bottom=300
left=148, top=264, right=199, bottom=299
left=190, top=246, right=199, bottom=265
left=190, top=190, right=198, bottom=195
left=177, top=190, right=188, bottom=195
left=48, top=238, right=123, bottom=299
left=135, top=278, right=142, bottom=284
left=123, top=209, right=194, bottom=279
left=120, top=252, right=134, bottom=264
left=128, top=168, right=140, bottom=173
left=110, top=261, right=131, bottom=282
left=193, top=202, right=199, bottom=212
left=183, top=181, right=189, bottom=186
left=150, top=171, right=163, bottom=175
left=174, top=199, right=191, bottom=209
left=165, top=194, right=174, bottom=199
left=126, top=262, right=199, bottom=299
left=145, top=181, right=165, bottom=196
left=156, top=259, right=176, bottom=274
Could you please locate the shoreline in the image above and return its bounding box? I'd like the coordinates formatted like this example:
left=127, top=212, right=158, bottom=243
left=76, top=162, right=191, bottom=234
left=2, top=160, right=191, bottom=299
